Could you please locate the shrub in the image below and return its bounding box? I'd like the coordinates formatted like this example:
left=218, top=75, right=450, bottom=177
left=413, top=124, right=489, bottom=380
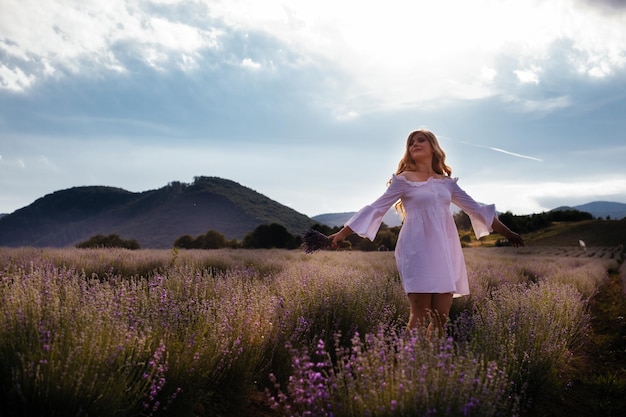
left=457, top=281, right=589, bottom=408
left=269, top=327, right=519, bottom=417
left=76, top=234, right=140, bottom=250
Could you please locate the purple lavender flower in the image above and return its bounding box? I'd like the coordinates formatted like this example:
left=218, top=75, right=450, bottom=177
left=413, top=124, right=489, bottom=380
left=301, top=229, right=332, bottom=253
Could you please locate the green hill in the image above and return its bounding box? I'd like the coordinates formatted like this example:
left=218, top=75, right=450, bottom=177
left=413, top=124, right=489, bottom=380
left=524, top=219, right=626, bottom=247
left=0, top=177, right=316, bottom=248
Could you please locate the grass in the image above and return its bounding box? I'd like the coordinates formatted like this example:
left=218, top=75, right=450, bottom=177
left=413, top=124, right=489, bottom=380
left=0, top=245, right=624, bottom=416
left=524, top=219, right=626, bottom=247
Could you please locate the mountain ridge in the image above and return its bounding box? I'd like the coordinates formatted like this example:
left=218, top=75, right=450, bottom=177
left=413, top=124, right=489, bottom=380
left=312, top=201, right=626, bottom=227
left=0, top=177, right=316, bottom=249
left=1, top=178, right=624, bottom=249
left=552, top=201, right=626, bottom=220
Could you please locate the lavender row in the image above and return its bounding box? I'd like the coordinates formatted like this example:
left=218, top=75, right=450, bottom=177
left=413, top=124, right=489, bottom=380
left=0, top=246, right=618, bottom=416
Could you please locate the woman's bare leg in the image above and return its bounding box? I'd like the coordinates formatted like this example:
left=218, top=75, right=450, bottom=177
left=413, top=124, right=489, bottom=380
left=407, top=293, right=432, bottom=330
left=407, top=292, right=453, bottom=337
left=429, top=293, right=453, bottom=338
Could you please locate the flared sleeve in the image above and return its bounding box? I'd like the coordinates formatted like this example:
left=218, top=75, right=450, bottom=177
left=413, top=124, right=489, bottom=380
left=344, top=175, right=405, bottom=241
left=450, top=178, right=496, bottom=239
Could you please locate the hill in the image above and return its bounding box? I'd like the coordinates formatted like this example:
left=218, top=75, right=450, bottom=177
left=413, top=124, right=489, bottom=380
left=313, top=209, right=403, bottom=227
left=554, top=201, right=626, bottom=220
left=524, top=219, right=626, bottom=247
left=0, top=177, right=316, bottom=249
left=313, top=201, right=626, bottom=229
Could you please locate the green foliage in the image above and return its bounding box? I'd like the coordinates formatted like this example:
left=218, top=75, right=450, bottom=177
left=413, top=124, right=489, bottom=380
left=75, top=234, right=140, bottom=250
left=173, top=230, right=236, bottom=249
left=172, top=234, right=194, bottom=249
left=454, top=210, right=472, bottom=230
left=499, top=209, right=592, bottom=234
left=241, top=223, right=300, bottom=249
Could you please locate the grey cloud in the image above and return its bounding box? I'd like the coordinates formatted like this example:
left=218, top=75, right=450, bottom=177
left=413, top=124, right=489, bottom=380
left=0, top=25, right=341, bottom=144
left=576, top=0, right=626, bottom=11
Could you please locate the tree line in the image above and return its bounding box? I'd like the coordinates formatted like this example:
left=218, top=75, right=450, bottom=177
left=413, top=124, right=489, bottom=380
left=76, top=209, right=595, bottom=250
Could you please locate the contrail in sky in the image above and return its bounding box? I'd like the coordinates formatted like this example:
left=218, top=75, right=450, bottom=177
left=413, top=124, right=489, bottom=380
left=455, top=140, right=544, bottom=162
left=488, top=147, right=544, bottom=162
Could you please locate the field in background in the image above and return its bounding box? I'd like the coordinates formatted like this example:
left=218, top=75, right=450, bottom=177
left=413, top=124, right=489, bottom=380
left=1, top=245, right=624, bottom=417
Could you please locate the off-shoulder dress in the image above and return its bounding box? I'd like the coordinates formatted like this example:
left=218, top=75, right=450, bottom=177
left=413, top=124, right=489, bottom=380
left=345, top=174, right=496, bottom=297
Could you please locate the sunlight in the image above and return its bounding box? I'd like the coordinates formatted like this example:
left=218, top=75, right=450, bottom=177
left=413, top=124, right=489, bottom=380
left=206, top=0, right=625, bottom=112
left=304, top=0, right=568, bottom=106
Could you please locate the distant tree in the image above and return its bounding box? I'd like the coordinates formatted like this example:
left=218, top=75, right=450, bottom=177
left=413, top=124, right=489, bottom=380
left=173, top=234, right=195, bottom=249
left=549, top=209, right=592, bottom=222
left=242, top=223, right=299, bottom=249
left=311, top=223, right=337, bottom=236
left=76, top=234, right=140, bottom=250
left=453, top=211, right=472, bottom=230
left=498, top=211, right=520, bottom=232
left=529, top=213, right=550, bottom=231
left=374, top=227, right=399, bottom=250
left=202, top=230, right=228, bottom=249
left=174, top=230, right=231, bottom=249
left=358, top=238, right=379, bottom=251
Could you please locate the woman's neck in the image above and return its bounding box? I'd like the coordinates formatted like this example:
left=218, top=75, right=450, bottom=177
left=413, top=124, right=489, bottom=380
left=412, top=162, right=434, bottom=176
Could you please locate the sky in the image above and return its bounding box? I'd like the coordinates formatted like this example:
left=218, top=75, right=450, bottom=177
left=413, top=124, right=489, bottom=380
left=1, top=0, right=626, bottom=219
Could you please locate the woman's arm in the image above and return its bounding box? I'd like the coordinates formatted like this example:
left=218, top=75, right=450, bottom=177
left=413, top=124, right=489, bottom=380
left=330, top=225, right=354, bottom=248
left=491, top=217, right=525, bottom=247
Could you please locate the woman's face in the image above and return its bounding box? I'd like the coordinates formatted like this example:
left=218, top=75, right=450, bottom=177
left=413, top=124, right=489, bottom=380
left=407, top=132, right=433, bottom=162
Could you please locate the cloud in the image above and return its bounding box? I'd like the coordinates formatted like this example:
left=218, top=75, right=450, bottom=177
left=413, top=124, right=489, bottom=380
left=464, top=176, right=626, bottom=215
left=0, top=64, right=34, bottom=91
left=504, top=95, right=572, bottom=113
left=576, top=0, right=626, bottom=13
left=514, top=67, right=541, bottom=84
left=0, top=0, right=625, bottom=218
left=203, top=0, right=626, bottom=113
left=532, top=178, right=626, bottom=208
left=240, top=58, right=261, bottom=70
left=2, top=0, right=625, bottom=114
left=0, top=0, right=223, bottom=90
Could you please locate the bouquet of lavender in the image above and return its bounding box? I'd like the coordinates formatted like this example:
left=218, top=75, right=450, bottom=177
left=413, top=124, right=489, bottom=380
left=301, top=229, right=333, bottom=253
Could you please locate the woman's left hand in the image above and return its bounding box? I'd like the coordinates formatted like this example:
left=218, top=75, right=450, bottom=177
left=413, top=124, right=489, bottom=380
left=506, top=231, right=525, bottom=247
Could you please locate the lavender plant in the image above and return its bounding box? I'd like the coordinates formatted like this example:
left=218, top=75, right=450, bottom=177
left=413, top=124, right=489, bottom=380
left=0, top=245, right=614, bottom=416
left=301, top=229, right=333, bottom=253
left=269, top=326, right=520, bottom=417
left=0, top=264, right=174, bottom=416
left=459, top=281, right=590, bottom=409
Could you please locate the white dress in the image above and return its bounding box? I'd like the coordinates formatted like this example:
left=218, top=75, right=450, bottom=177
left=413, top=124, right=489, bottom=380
left=345, top=174, right=496, bottom=297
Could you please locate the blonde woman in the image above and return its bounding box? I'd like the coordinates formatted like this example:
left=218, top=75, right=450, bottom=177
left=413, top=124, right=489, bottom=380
left=330, top=129, right=524, bottom=337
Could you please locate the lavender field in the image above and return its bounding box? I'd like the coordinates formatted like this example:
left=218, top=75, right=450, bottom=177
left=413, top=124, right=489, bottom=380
left=1, top=246, right=624, bottom=417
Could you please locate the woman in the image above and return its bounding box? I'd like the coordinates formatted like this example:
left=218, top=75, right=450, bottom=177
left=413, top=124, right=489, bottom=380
left=330, top=129, right=524, bottom=337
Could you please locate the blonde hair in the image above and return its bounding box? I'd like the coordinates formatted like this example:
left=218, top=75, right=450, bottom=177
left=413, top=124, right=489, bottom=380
left=392, top=129, right=452, bottom=220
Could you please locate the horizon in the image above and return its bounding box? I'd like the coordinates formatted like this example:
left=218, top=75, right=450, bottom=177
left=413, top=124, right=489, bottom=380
left=1, top=0, right=626, bottom=217
left=1, top=177, right=624, bottom=219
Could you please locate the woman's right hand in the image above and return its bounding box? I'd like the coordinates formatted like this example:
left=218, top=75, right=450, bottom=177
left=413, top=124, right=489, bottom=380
left=329, top=226, right=353, bottom=249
